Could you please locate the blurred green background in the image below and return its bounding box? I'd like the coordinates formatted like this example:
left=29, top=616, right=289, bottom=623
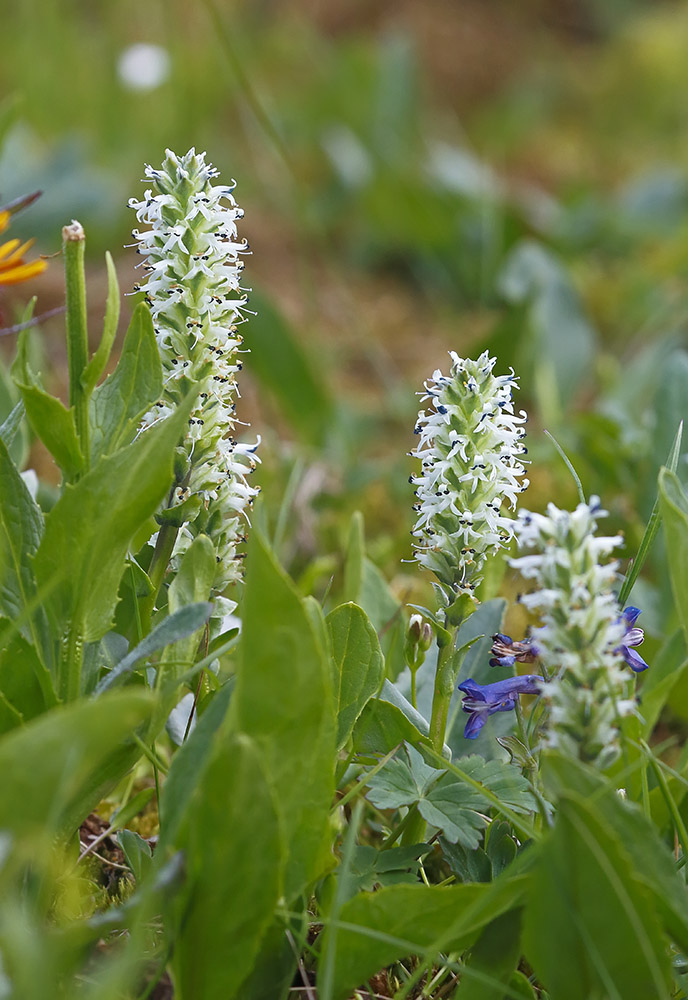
left=2, top=0, right=688, bottom=706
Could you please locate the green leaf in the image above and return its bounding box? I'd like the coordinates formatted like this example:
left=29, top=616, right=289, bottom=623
left=0, top=400, right=25, bottom=454
left=0, top=690, right=152, bottom=837
left=81, top=250, right=120, bottom=393
left=172, top=733, right=284, bottom=1000
left=523, top=793, right=671, bottom=1000
left=343, top=843, right=432, bottom=897
left=658, top=467, right=688, bottom=642
left=0, top=629, right=48, bottom=729
left=158, top=681, right=234, bottom=853
left=248, top=289, right=335, bottom=446
left=542, top=752, right=688, bottom=956
left=327, top=602, right=384, bottom=749
left=637, top=628, right=688, bottom=736
left=320, top=876, right=527, bottom=1000
left=0, top=434, right=42, bottom=625
left=618, top=421, right=683, bottom=608
left=352, top=685, right=435, bottom=757
left=95, top=602, right=213, bottom=694
left=117, top=829, right=152, bottom=883
left=34, top=399, right=194, bottom=643
left=454, top=908, right=523, bottom=1000
left=89, top=302, right=162, bottom=461
left=11, top=330, right=84, bottom=481
left=231, top=532, right=336, bottom=900
left=367, top=745, right=534, bottom=850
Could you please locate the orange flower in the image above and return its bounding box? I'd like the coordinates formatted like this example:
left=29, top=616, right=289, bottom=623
left=0, top=204, right=47, bottom=286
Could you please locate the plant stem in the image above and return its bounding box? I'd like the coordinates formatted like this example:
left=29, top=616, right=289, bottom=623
left=63, top=221, right=90, bottom=471
left=59, top=623, right=84, bottom=702
left=429, top=634, right=457, bottom=753
left=138, top=518, right=179, bottom=634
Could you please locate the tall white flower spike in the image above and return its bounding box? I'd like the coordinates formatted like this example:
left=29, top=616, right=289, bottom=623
left=512, top=497, right=633, bottom=768
left=129, top=148, right=259, bottom=590
left=410, top=351, right=528, bottom=605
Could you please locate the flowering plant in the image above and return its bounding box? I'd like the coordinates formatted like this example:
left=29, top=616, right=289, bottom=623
left=0, top=144, right=687, bottom=1000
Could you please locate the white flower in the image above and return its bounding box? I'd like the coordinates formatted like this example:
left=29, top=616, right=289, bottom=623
left=512, top=497, right=631, bottom=768
left=410, top=351, right=528, bottom=602
left=129, top=148, right=259, bottom=590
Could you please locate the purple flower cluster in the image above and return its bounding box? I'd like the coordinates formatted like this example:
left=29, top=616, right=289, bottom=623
left=458, top=606, right=648, bottom=739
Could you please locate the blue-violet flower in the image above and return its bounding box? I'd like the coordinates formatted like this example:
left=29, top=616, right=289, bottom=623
left=458, top=675, right=542, bottom=739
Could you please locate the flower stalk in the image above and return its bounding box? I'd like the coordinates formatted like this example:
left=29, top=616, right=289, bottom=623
left=63, top=221, right=90, bottom=470
left=410, top=351, right=528, bottom=753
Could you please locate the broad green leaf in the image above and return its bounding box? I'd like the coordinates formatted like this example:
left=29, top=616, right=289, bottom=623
left=0, top=690, right=151, bottom=837
left=34, top=399, right=194, bottom=644
left=81, top=250, right=120, bottom=393
left=158, top=681, right=234, bottom=852
left=342, top=843, right=431, bottom=897
left=0, top=629, right=48, bottom=728
left=327, top=602, right=384, bottom=749
left=523, top=793, right=671, bottom=1000
left=95, top=601, right=213, bottom=695
left=248, top=289, right=335, bottom=446
left=659, top=468, right=688, bottom=642
left=320, top=876, right=527, bottom=1000
left=367, top=745, right=534, bottom=850
left=173, top=733, right=284, bottom=1000
left=352, top=692, right=433, bottom=757
left=454, top=908, right=523, bottom=1000
left=231, top=532, right=336, bottom=900
left=11, top=330, right=84, bottom=481
left=0, top=436, right=52, bottom=674
left=238, top=907, right=308, bottom=1000
left=542, top=752, right=688, bottom=955
left=89, top=303, right=162, bottom=461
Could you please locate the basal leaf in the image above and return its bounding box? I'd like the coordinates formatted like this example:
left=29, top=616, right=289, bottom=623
left=320, top=876, right=527, bottom=1000
left=0, top=690, right=152, bottom=837
left=173, top=733, right=284, bottom=1000
left=327, top=602, right=384, bottom=749
left=89, top=302, right=162, bottom=461
left=523, top=793, right=671, bottom=1000
left=231, top=532, right=336, bottom=900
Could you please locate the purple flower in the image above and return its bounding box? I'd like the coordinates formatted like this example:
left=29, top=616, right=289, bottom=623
left=489, top=633, right=540, bottom=668
left=616, top=606, right=649, bottom=673
left=458, top=674, right=542, bottom=739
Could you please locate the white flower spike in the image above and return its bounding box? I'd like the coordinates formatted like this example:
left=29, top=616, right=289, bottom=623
left=129, top=148, right=259, bottom=590
left=410, top=351, right=528, bottom=603
left=512, top=497, right=633, bottom=768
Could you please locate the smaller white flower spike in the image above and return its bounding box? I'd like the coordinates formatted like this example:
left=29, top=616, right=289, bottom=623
left=129, top=149, right=259, bottom=590
left=512, top=498, right=631, bottom=769
left=410, top=351, right=528, bottom=602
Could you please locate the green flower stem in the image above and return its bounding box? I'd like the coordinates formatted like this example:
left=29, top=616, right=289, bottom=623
left=138, top=519, right=180, bottom=635
left=63, top=221, right=90, bottom=471
left=59, top=623, right=84, bottom=703
left=399, top=803, right=428, bottom=848
left=429, top=631, right=458, bottom=753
